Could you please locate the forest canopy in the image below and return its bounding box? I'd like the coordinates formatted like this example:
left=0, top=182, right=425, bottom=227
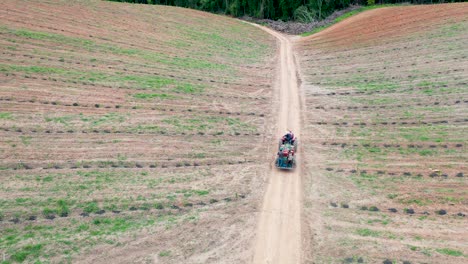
left=108, top=0, right=465, bottom=21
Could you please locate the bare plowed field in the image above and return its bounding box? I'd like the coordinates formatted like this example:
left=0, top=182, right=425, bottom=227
left=297, top=3, right=467, bottom=264
left=0, top=0, right=276, bottom=263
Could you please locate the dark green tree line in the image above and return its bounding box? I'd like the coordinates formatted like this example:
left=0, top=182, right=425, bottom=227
left=108, top=0, right=465, bottom=21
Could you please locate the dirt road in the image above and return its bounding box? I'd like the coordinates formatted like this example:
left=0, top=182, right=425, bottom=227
left=251, top=25, right=303, bottom=264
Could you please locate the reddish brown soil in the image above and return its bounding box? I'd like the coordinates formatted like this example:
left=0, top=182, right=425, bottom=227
left=297, top=3, right=468, bottom=264
left=0, top=0, right=277, bottom=263
left=303, top=3, right=468, bottom=49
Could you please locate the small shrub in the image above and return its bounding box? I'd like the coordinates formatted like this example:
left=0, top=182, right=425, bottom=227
left=57, top=199, right=70, bottom=217
left=436, top=209, right=447, bottom=215
left=42, top=207, right=56, bottom=217
left=83, top=202, right=100, bottom=213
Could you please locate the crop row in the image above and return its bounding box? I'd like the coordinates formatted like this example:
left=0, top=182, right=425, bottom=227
left=328, top=202, right=466, bottom=218
left=0, top=126, right=262, bottom=136
left=308, top=83, right=467, bottom=96
left=323, top=167, right=464, bottom=178
left=0, top=72, right=269, bottom=100
left=306, top=67, right=464, bottom=77
left=321, top=142, right=463, bottom=149
left=313, top=118, right=467, bottom=126
left=0, top=193, right=246, bottom=225
left=2, top=158, right=255, bottom=171
left=1, top=49, right=272, bottom=71
left=310, top=80, right=465, bottom=92
left=0, top=97, right=267, bottom=117
left=303, top=43, right=465, bottom=64
left=1, top=54, right=268, bottom=90
left=301, top=34, right=466, bottom=59
left=0, top=23, right=271, bottom=69
left=307, top=82, right=466, bottom=95
left=312, top=100, right=466, bottom=111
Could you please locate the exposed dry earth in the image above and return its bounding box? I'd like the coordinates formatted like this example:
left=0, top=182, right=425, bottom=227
left=297, top=3, right=467, bottom=264
left=250, top=24, right=302, bottom=264
left=0, top=0, right=277, bottom=263
left=1, top=1, right=467, bottom=264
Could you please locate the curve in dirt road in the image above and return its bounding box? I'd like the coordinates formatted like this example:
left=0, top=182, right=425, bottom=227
left=251, top=25, right=303, bottom=264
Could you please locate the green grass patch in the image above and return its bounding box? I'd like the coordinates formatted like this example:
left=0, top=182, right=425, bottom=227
left=133, top=93, right=175, bottom=99
left=7, top=27, right=94, bottom=46
left=173, top=83, right=204, bottom=94
left=436, top=248, right=463, bottom=257
left=351, top=97, right=397, bottom=105
left=194, top=190, right=209, bottom=196
left=301, top=25, right=328, bottom=37
left=418, top=149, right=437, bottom=156
left=10, top=243, right=43, bottom=262
left=0, top=167, right=201, bottom=262
left=82, top=202, right=100, bottom=214
left=45, top=115, right=74, bottom=125
left=131, top=124, right=167, bottom=133
left=399, top=125, right=448, bottom=142
left=356, top=228, right=380, bottom=237
left=20, top=136, right=32, bottom=146
left=177, top=26, right=268, bottom=62
left=43, top=113, right=127, bottom=128
left=3, top=27, right=226, bottom=69
left=0, top=64, right=176, bottom=90
left=79, top=113, right=127, bottom=127
left=159, top=250, right=171, bottom=257
left=162, top=116, right=256, bottom=133
left=400, top=198, right=432, bottom=206
left=437, top=22, right=467, bottom=38
left=356, top=81, right=399, bottom=92
left=0, top=112, right=13, bottom=119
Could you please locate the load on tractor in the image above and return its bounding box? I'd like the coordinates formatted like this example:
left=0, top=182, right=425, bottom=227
left=275, top=130, right=297, bottom=170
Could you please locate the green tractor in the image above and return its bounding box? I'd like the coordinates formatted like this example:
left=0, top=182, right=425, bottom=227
left=275, top=137, right=297, bottom=170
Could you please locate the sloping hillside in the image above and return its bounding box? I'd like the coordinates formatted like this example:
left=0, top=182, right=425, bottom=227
left=297, top=3, right=467, bottom=264
left=0, top=0, right=276, bottom=263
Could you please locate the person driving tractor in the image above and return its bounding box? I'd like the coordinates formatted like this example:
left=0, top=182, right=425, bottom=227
left=282, top=130, right=295, bottom=144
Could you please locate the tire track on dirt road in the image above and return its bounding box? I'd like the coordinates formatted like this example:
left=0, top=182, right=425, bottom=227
left=251, top=24, right=303, bottom=264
